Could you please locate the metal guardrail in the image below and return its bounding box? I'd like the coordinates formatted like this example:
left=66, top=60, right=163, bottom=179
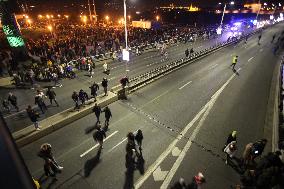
left=124, top=29, right=262, bottom=93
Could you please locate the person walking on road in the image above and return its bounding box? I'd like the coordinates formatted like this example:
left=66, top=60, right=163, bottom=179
left=72, top=91, right=80, bottom=111
left=101, top=78, right=108, bottom=96
left=35, top=90, right=48, bottom=114
left=93, top=103, right=101, bottom=125
left=258, top=34, right=262, bottom=45
left=102, top=106, right=112, bottom=130
left=225, top=131, right=237, bottom=146
left=185, top=48, right=189, bottom=58
left=135, top=129, right=144, bottom=151
left=126, top=132, right=138, bottom=158
left=224, top=140, right=237, bottom=164
left=230, top=55, right=238, bottom=71
left=26, top=105, right=40, bottom=130
left=103, top=62, right=110, bottom=75
left=79, top=89, right=88, bottom=105
left=190, top=48, right=194, bottom=56
left=38, top=143, right=63, bottom=177
left=93, top=124, right=106, bottom=149
left=242, top=142, right=253, bottom=168
left=2, top=99, right=11, bottom=113
left=46, top=87, right=59, bottom=107
left=271, top=34, right=276, bottom=43
left=8, top=92, right=19, bottom=112
left=90, top=82, right=99, bottom=102
left=187, top=172, right=206, bottom=189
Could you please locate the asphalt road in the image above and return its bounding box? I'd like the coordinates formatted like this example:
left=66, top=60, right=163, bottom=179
left=18, top=22, right=284, bottom=189
left=1, top=33, right=230, bottom=133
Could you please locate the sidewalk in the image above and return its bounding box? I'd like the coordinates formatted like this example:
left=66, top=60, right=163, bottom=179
left=13, top=92, right=117, bottom=147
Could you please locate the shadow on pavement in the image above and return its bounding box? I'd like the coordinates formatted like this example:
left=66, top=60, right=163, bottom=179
left=123, top=152, right=145, bottom=189
left=84, top=148, right=102, bottom=177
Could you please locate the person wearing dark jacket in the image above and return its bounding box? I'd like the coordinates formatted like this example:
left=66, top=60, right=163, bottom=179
left=79, top=89, right=88, bottom=105
left=101, top=78, right=108, bottom=96
left=26, top=105, right=40, bottom=130
left=90, top=82, right=99, bottom=101
left=8, top=92, right=19, bottom=111
left=72, top=91, right=80, bottom=110
left=46, top=87, right=59, bottom=106
left=135, top=129, right=144, bottom=151
left=102, top=106, right=112, bottom=128
left=93, top=103, right=101, bottom=125
left=37, top=143, right=63, bottom=176
left=251, top=139, right=267, bottom=159
left=93, top=125, right=106, bottom=149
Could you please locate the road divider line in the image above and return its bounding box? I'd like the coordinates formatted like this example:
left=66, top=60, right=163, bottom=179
left=80, top=130, right=118, bottom=158
left=209, top=64, right=218, bottom=70
left=248, top=57, right=254, bottom=62
left=178, top=81, right=192, bottom=90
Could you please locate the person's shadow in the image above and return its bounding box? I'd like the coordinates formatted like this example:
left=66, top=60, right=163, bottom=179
left=84, top=149, right=102, bottom=177
left=123, top=153, right=135, bottom=189
left=136, top=151, right=145, bottom=175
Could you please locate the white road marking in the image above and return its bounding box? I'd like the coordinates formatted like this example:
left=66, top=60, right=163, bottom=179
left=209, top=64, right=218, bottom=70
left=108, top=129, right=140, bottom=153
left=178, top=81, right=192, bottom=90
left=153, top=166, right=168, bottom=181
left=160, top=68, right=241, bottom=189
left=248, top=57, right=254, bottom=62
left=134, top=100, right=207, bottom=188
left=109, top=77, right=116, bottom=81
left=135, top=69, right=241, bottom=188
left=79, top=130, right=118, bottom=158
left=171, top=147, right=181, bottom=157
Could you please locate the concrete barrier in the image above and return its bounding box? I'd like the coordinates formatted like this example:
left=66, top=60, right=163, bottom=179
left=13, top=92, right=118, bottom=147
left=0, top=77, right=12, bottom=87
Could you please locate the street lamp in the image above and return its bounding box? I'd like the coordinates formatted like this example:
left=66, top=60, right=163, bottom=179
left=156, top=15, right=160, bottom=21
left=128, top=15, right=131, bottom=22
left=105, top=15, right=110, bottom=23
left=47, top=25, right=53, bottom=36
left=230, top=1, right=235, bottom=5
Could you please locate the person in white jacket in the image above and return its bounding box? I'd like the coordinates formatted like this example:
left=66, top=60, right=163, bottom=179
left=224, top=140, right=237, bottom=164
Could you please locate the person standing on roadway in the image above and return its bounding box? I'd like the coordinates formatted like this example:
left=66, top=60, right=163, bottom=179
left=26, top=105, right=40, bottom=130
left=135, top=129, right=144, bottom=151
left=7, top=92, right=19, bottom=112
left=101, top=78, right=108, bottom=96
left=93, top=103, right=102, bottom=125
left=258, top=34, right=262, bottom=45
left=93, top=124, right=106, bottom=149
left=46, top=87, right=59, bottom=107
left=90, top=82, right=99, bottom=102
left=230, top=55, right=238, bottom=71
left=35, top=90, right=48, bottom=114
left=72, top=91, right=80, bottom=111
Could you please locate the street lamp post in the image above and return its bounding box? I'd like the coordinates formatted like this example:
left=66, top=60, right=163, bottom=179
left=123, top=0, right=130, bottom=74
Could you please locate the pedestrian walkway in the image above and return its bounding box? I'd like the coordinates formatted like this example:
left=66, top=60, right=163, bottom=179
left=13, top=92, right=117, bottom=147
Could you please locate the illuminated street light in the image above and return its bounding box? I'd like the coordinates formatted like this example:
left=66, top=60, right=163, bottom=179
left=279, top=3, right=282, bottom=7
left=47, top=25, right=53, bottom=32
left=128, top=15, right=131, bottom=21
left=50, top=15, right=54, bottom=18
left=26, top=19, right=32, bottom=26
left=156, top=15, right=160, bottom=21
left=230, top=1, right=235, bottom=5
left=46, top=15, right=50, bottom=19
left=105, top=15, right=109, bottom=21
left=57, top=14, right=61, bottom=18
left=64, top=15, right=69, bottom=19
left=218, top=2, right=222, bottom=5
left=264, top=3, right=267, bottom=6
left=38, top=14, right=43, bottom=19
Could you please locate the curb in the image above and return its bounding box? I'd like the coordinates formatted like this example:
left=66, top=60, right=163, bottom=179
left=13, top=92, right=118, bottom=147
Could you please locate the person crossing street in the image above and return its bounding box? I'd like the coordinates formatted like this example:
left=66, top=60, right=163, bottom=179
left=93, top=103, right=102, bottom=125
left=230, top=55, right=238, bottom=71
left=46, top=87, right=59, bottom=107
left=102, top=78, right=108, bottom=96
left=93, top=124, right=106, bottom=149
left=90, top=82, right=99, bottom=102
left=7, top=92, right=19, bottom=112
left=35, top=90, right=48, bottom=114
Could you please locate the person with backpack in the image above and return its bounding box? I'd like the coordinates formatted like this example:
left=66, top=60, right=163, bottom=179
left=46, top=87, right=59, bottom=106
left=93, top=124, right=106, bottom=149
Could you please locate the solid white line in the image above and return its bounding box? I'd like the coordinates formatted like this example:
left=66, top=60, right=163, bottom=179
left=210, top=64, right=218, bottom=70
left=178, top=81, right=192, bottom=90
left=248, top=57, right=254, bottom=62
left=79, top=130, right=118, bottom=158
left=160, top=67, right=241, bottom=189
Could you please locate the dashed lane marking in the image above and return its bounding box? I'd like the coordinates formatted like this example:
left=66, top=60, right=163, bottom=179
left=248, top=57, right=254, bottom=62
left=178, top=81, right=192, bottom=90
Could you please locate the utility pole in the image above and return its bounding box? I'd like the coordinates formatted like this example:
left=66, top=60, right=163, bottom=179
left=87, top=0, right=92, bottom=22
left=92, top=0, right=97, bottom=23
